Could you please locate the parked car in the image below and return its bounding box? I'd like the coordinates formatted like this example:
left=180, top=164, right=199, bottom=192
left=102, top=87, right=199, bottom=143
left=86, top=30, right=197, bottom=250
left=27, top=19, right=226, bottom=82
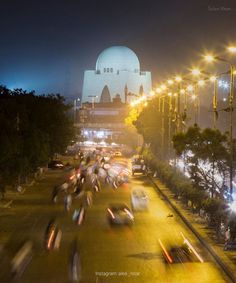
left=114, top=151, right=122, bottom=157
left=48, top=160, right=64, bottom=169
left=131, top=189, right=148, bottom=211
left=131, top=161, right=146, bottom=175
left=107, top=203, right=134, bottom=225
left=224, top=241, right=236, bottom=251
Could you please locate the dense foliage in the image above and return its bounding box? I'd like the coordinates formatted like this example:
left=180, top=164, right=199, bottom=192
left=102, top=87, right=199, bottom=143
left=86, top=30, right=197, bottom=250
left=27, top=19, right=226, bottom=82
left=173, top=125, right=231, bottom=198
left=143, top=148, right=229, bottom=233
left=132, top=97, right=164, bottom=156
left=128, top=97, right=236, bottom=237
left=0, top=86, right=75, bottom=187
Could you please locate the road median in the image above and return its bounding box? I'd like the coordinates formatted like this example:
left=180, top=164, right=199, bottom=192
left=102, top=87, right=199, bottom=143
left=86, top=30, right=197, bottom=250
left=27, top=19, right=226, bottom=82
left=149, top=175, right=236, bottom=283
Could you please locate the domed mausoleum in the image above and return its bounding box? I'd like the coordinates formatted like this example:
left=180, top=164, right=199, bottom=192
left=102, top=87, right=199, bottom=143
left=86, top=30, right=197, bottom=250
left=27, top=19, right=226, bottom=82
left=82, top=46, right=152, bottom=103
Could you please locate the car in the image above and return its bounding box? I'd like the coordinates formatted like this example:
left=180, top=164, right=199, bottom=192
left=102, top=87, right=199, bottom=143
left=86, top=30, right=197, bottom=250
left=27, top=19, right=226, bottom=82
left=224, top=241, right=236, bottom=251
left=11, top=241, right=33, bottom=278
left=48, top=160, right=64, bottom=169
left=131, top=189, right=148, bottom=211
left=114, top=151, right=122, bottom=157
left=131, top=160, right=146, bottom=175
left=107, top=203, right=134, bottom=225
left=44, top=220, right=62, bottom=251
left=159, top=241, right=196, bottom=264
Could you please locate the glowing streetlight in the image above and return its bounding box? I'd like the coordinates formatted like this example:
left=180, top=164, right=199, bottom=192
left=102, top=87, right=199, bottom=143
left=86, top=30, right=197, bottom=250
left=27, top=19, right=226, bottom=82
left=74, top=97, right=80, bottom=124
left=187, top=85, right=194, bottom=92
left=161, top=84, right=167, bottom=90
left=204, top=52, right=235, bottom=194
left=175, top=76, right=182, bottom=82
left=168, top=92, right=172, bottom=96
left=204, top=54, right=215, bottom=62
left=210, top=75, right=217, bottom=82
left=167, top=79, right=174, bottom=85
left=191, top=94, right=197, bottom=100
left=198, top=80, right=205, bottom=87
left=180, top=89, right=186, bottom=94
left=150, top=90, right=155, bottom=96
left=191, top=68, right=201, bottom=76
left=156, top=87, right=162, bottom=93
left=227, top=46, right=236, bottom=53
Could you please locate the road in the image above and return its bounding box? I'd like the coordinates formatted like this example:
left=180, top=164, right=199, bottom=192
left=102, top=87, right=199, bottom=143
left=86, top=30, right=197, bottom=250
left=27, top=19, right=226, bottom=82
left=0, top=157, right=230, bottom=283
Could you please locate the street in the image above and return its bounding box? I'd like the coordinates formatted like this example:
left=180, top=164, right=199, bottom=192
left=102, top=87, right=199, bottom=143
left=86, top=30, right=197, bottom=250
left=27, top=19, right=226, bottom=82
left=0, top=158, right=229, bottom=283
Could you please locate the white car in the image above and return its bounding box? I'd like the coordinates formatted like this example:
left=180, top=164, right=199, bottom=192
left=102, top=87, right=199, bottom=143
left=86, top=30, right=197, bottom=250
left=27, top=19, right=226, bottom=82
left=131, top=189, right=148, bottom=211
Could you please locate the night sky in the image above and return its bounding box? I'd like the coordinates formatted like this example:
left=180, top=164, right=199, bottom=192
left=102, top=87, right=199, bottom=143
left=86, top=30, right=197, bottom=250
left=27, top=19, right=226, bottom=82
left=1, top=0, right=236, bottom=99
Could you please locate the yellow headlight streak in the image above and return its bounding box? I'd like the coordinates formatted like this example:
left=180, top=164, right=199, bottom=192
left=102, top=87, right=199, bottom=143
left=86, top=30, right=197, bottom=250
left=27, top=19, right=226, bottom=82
left=180, top=232, right=204, bottom=263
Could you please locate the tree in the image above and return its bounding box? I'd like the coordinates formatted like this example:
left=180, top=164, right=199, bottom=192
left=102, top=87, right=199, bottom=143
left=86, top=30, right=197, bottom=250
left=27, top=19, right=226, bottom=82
left=0, top=86, right=75, bottom=188
left=131, top=97, right=164, bottom=156
left=173, top=125, right=230, bottom=198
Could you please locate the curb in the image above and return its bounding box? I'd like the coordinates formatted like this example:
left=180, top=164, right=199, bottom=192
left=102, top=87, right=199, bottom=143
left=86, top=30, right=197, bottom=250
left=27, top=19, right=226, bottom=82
left=148, top=175, right=236, bottom=283
left=0, top=200, right=13, bottom=209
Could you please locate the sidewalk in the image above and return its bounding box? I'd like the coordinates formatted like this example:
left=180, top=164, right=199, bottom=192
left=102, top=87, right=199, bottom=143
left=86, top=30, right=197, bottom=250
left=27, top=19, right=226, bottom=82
left=151, top=177, right=236, bottom=282
left=0, top=156, right=78, bottom=205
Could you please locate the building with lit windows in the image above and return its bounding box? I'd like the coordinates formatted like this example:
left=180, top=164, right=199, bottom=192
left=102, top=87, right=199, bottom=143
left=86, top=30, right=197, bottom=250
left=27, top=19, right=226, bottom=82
left=78, top=46, right=151, bottom=146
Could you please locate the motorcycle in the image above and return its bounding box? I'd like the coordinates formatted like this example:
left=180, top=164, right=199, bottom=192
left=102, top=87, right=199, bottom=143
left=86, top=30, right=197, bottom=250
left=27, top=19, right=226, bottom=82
left=92, top=176, right=101, bottom=192
left=73, top=206, right=85, bottom=226
left=44, top=219, right=62, bottom=251
left=68, top=240, right=82, bottom=282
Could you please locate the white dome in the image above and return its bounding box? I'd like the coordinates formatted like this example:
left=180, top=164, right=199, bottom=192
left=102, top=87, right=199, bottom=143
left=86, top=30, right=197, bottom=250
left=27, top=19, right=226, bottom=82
left=96, top=46, right=140, bottom=73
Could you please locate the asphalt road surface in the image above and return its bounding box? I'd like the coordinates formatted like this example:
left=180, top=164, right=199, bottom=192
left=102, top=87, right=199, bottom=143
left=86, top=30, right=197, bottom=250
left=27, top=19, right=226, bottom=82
left=0, top=158, right=230, bottom=283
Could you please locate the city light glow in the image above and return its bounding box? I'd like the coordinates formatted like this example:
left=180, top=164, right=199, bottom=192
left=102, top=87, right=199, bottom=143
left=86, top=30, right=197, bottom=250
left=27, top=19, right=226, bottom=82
left=191, top=68, right=201, bottom=76
left=204, top=54, right=215, bottom=62
left=187, top=85, right=194, bottom=91
left=161, top=84, right=167, bottom=90
left=167, top=79, right=174, bottom=85
left=227, top=46, right=236, bottom=53
left=198, top=80, right=205, bottom=86
left=210, top=75, right=217, bottom=82
left=175, top=76, right=182, bottom=82
left=218, top=80, right=229, bottom=89
left=230, top=201, right=236, bottom=212
left=156, top=87, right=162, bottom=93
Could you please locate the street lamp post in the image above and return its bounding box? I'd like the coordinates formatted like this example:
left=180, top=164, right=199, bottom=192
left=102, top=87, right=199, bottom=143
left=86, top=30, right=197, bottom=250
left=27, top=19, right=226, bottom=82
left=229, top=64, right=235, bottom=195
left=74, top=98, right=80, bottom=124
left=175, top=76, right=182, bottom=132
left=168, top=93, right=173, bottom=159
left=204, top=53, right=235, bottom=194
left=88, top=95, right=98, bottom=109
left=161, top=95, right=165, bottom=160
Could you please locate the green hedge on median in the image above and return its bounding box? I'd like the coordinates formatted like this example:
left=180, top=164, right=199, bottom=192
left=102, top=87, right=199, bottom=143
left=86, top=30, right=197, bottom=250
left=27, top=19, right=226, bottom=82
left=143, top=149, right=227, bottom=227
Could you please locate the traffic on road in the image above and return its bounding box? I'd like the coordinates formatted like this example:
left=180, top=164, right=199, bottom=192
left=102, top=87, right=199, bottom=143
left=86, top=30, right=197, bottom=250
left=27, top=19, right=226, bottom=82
left=0, top=149, right=230, bottom=282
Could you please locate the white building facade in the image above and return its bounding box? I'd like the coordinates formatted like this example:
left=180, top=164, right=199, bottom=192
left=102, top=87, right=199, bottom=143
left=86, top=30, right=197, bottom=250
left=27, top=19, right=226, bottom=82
left=82, top=46, right=152, bottom=103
